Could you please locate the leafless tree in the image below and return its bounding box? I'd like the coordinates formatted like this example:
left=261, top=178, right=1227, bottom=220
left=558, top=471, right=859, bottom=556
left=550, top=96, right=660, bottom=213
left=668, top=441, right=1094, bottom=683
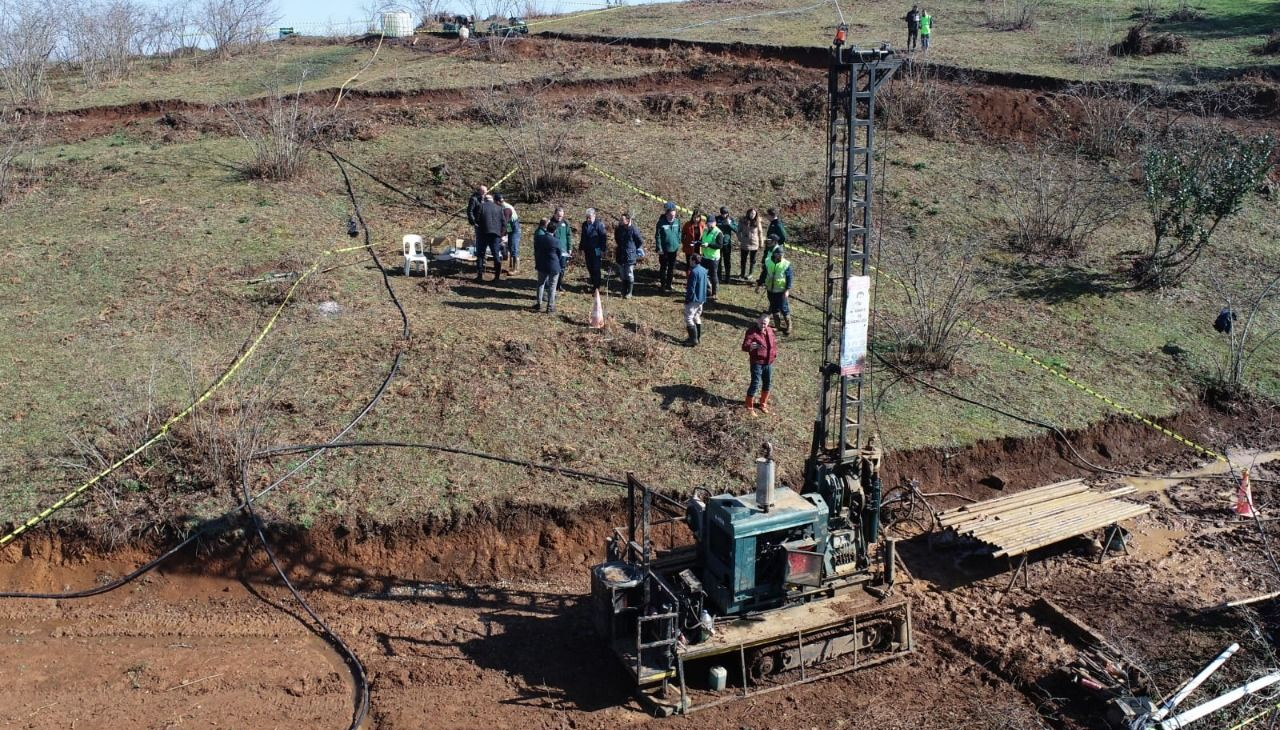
left=225, top=75, right=315, bottom=180
left=989, top=145, right=1133, bottom=257
left=0, top=0, right=60, bottom=103
left=1205, top=270, right=1280, bottom=399
left=195, top=0, right=278, bottom=59
left=1059, top=82, right=1156, bottom=160
left=0, top=107, right=43, bottom=203
left=879, top=63, right=965, bottom=140
left=881, top=236, right=993, bottom=372
left=982, top=0, right=1044, bottom=31
left=408, top=0, right=442, bottom=27
left=474, top=86, right=583, bottom=201
left=151, top=0, right=202, bottom=64
left=63, top=0, right=150, bottom=87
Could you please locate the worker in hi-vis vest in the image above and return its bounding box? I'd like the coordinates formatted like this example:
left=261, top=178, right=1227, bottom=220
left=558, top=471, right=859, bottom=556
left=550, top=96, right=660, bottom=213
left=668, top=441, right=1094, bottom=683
left=919, top=10, right=933, bottom=51
left=755, top=239, right=793, bottom=335
left=698, top=215, right=723, bottom=299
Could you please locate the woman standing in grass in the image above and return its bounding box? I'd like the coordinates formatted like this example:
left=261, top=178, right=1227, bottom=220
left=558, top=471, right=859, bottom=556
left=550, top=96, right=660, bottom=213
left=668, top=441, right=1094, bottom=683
left=738, top=208, right=764, bottom=281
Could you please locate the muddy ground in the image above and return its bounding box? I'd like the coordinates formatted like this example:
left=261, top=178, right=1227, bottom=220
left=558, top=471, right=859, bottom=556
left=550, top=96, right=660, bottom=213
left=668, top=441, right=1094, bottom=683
left=6, top=32, right=1280, bottom=730
left=3, top=402, right=1279, bottom=730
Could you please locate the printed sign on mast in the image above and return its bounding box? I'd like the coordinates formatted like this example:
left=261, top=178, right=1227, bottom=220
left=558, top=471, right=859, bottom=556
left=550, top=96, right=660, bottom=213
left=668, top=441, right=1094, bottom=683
left=840, top=276, right=871, bottom=375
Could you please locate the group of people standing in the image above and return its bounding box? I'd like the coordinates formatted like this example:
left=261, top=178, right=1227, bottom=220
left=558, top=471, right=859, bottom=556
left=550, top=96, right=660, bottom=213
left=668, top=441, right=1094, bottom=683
left=463, top=187, right=793, bottom=417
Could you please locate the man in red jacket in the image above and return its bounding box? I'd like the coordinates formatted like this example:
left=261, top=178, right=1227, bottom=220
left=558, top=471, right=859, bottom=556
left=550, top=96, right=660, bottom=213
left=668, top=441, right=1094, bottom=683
left=741, top=312, right=778, bottom=416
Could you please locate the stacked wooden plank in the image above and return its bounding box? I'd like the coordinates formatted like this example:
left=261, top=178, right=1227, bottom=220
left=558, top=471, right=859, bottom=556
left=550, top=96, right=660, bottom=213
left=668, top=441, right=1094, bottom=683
left=938, top=479, right=1150, bottom=559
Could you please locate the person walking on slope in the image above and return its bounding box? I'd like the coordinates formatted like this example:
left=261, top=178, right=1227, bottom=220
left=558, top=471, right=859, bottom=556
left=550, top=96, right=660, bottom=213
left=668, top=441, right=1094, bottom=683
left=766, top=208, right=787, bottom=251
left=919, top=9, right=934, bottom=52
left=904, top=4, right=921, bottom=52
left=738, top=207, right=764, bottom=281
left=551, top=206, right=573, bottom=292
left=715, top=206, right=738, bottom=283
left=581, top=208, right=608, bottom=293
left=742, top=312, right=778, bottom=416
left=699, top=214, right=725, bottom=299
left=756, top=242, right=793, bottom=335
left=684, top=253, right=708, bottom=346
left=613, top=211, right=643, bottom=299
left=655, top=202, right=682, bottom=292
left=681, top=206, right=708, bottom=274
left=495, top=192, right=521, bottom=274
left=474, top=193, right=506, bottom=282
left=532, top=218, right=561, bottom=313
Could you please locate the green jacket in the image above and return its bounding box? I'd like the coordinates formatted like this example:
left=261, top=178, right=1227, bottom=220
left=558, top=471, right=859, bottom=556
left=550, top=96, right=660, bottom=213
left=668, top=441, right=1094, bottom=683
left=919, top=13, right=932, bottom=34
left=655, top=215, right=682, bottom=254
left=552, top=219, right=573, bottom=255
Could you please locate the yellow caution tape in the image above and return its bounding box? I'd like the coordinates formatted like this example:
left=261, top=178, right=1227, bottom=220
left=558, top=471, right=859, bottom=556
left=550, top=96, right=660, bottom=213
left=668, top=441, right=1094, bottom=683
left=1, top=166, right=519, bottom=548
left=582, top=161, right=1228, bottom=464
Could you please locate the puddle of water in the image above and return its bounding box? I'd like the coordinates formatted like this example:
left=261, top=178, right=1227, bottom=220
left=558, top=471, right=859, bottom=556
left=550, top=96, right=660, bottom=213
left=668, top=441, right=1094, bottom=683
left=1121, top=448, right=1280, bottom=494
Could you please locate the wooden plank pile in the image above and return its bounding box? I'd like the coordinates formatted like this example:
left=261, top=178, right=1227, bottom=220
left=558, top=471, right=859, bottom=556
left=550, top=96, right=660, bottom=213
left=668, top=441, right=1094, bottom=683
left=937, top=479, right=1150, bottom=558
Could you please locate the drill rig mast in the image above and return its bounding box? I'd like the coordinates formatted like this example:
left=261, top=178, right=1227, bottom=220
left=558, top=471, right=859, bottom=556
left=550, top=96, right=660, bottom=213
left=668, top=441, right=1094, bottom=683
left=587, top=39, right=907, bottom=717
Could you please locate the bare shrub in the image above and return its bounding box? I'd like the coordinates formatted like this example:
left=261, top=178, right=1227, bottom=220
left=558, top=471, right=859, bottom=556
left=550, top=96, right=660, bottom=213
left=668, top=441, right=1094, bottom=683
left=196, top=0, right=278, bottom=59
left=879, top=64, right=964, bottom=140
left=1064, top=23, right=1115, bottom=66
left=0, top=107, right=42, bottom=203
left=982, top=0, right=1043, bottom=31
left=1202, top=271, right=1280, bottom=401
left=989, top=146, right=1132, bottom=257
left=63, top=0, right=150, bottom=88
left=225, top=76, right=334, bottom=181
left=881, top=237, right=992, bottom=372
left=473, top=86, right=584, bottom=202
left=0, top=0, right=59, bottom=103
left=1135, top=129, right=1275, bottom=288
left=1111, top=23, right=1189, bottom=57
left=67, top=361, right=280, bottom=547
left=1058, top=82, right=1155, bottom=159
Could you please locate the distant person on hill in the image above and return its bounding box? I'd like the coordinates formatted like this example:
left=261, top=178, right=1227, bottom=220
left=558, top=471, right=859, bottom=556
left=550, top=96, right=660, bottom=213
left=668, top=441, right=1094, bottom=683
left=741, top=312, right=778, bottom=416
left=919, top=9, right=934, bottom=51
left=681, top=206, right=707, bottom=273
left=495, top=192, right=520, bottom=274
left=474, top=193, right=505, bottom=282
left=738, top=207, right=764, bottom=281
left=613, top=211, right=643, bottom=299
left=581, top=208, right=608, bottom=293
left=532, top=218, right=561, bottom=313
left=551, top=206, right=573, bottom=292
left=684, top=253, right=708, bottom=346
left=766, top=208, right=787, bottom=250
left=655, top=202, right=682, bottom=292
left=715, top=206, right=738, bottom=282
left=904, top=4, right=921, bottom=52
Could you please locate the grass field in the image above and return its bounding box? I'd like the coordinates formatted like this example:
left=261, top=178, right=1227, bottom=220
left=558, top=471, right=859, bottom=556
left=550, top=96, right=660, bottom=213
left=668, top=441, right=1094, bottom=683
left=543, top=0, right=1280, bottom=83
left=41, top=38, right=668, bottom=111
left=2, top=74, right=1276, bottom=538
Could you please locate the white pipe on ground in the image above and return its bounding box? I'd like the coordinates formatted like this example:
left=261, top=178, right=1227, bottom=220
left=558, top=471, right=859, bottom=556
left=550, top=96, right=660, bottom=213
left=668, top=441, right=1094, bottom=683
left=1157, top=670, right=1280, bottom=729
left=1151, top=643, right=1239, bottom=721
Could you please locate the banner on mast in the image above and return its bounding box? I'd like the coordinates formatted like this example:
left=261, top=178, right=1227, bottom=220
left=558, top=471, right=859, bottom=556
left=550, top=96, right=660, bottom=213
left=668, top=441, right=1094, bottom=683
left=840, top=275, right=871, bottom=376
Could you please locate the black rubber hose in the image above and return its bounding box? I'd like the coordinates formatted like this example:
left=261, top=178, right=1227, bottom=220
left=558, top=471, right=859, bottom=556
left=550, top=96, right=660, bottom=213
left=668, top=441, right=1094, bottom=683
left=240, top=462, right=370, bottom=730
left=328, top=150, right=452, bottom=215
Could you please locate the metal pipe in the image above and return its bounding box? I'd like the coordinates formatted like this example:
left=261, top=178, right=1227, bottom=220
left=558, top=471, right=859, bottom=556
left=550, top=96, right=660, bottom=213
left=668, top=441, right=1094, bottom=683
left=884, top=538, right=897, bottom=587
left=1158, top=670, right=1280, bottom=729
left=1152, top=643, right=1239, bottom=721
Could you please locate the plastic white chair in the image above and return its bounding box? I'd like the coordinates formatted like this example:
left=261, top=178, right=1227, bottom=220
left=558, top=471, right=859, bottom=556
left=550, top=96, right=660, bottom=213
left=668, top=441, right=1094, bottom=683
left=403, top=234, right=428, bottom=277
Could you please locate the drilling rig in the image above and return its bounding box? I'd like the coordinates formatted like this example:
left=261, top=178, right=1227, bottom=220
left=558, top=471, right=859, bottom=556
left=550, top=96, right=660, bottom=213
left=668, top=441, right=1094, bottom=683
left=588, top=37, right=908, bottom=715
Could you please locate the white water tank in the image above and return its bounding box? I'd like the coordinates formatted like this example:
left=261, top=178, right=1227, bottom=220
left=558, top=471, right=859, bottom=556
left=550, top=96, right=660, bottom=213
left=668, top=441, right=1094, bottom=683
left=381, top=11, right=414, bottom=37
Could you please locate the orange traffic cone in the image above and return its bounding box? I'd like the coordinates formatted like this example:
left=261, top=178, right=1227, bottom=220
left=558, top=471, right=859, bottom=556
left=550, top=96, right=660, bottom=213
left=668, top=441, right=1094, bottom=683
left=1236, top=469, right=1255, bottom=518
left=589, top=290, right=606, bottom=329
